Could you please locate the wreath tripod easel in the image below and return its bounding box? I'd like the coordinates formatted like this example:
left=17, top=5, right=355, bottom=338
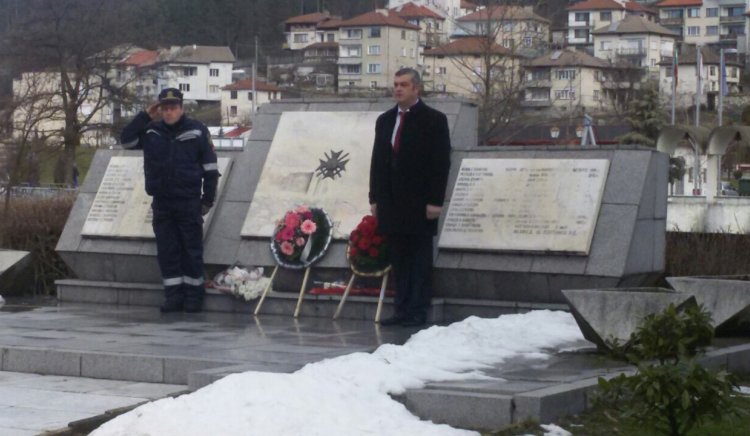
left=332, top=245, right=391, bottom=323
left=254, top=207, right=333, bottom=318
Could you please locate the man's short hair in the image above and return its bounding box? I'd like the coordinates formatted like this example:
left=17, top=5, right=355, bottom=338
left=395, top=68, right=421, bottom=88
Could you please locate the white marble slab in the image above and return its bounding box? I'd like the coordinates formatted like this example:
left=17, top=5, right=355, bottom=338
left=81, top=156, right=232, bottom=239
left=439, top=158, right=610, bottom=254
left=241, top=111, right=379, bottom=239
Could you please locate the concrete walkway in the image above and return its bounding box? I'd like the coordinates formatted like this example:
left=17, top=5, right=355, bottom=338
left=1, top=298, right=748, bottom=433
left=0, top=371, right=184, bottom=436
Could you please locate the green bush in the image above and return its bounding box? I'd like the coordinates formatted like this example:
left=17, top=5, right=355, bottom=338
left=597, top=304, right=742, bottom=436
left=0, top=195, right=75, bottom=294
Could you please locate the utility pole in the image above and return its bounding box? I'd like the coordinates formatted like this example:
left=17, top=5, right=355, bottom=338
left=252, top=35, right=258, bottom=113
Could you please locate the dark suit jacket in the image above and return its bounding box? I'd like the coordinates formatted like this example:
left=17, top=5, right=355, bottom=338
left=369, top=100, right=451, bottom=236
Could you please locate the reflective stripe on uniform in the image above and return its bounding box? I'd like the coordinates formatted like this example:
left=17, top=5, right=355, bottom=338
left=183, top=276, right=204, bottom=286
left=163, top=277, right=183, bottom=286
left=203, top=163, right=218, bottom=171
left=122, top=138, right=139, bottom=149
left=176, top=129, right=202, bottom=141
left=146, top=129, right=162, bottom=136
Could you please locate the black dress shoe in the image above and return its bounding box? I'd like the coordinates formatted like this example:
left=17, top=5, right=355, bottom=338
left=379, top=315, right=405, bottom=326
left=401, top=316, right=427, bottom=327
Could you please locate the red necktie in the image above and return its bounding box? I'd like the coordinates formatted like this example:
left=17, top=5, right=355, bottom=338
left=393, top=111, right=404, bottom=153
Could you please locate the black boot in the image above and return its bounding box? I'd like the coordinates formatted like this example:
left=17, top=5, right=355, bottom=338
left=183, top=285, right=205, bottom=313
left=160, top=286, right=184, bottom=313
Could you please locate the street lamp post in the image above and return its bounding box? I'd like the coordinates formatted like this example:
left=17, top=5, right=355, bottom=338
left=718, top=48, right=737, bottom=127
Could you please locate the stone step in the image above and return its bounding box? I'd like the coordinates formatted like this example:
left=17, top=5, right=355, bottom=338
left=55, top=279, right=567, bottom=323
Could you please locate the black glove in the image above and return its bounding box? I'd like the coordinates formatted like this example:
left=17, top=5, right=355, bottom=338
left=201, top=204, right=211, bottom=216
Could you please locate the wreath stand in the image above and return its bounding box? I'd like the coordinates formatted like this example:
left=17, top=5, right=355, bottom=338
left=254, top=207, right=333, bottom=319
left=253, top=265, right=312, bottom=318
left=333, top=245, right=392, bottom=323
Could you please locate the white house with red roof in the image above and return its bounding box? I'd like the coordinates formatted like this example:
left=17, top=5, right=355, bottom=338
left=283, top=12, right=342, bottom=51
left=655, top=0, right=745, bottom=49
left=455, top=6, right=551, bottom=56
left=390, top=2, right=448, bottom=49
left=220, top=79, right=283, bottom=125
left=387, top=0, right=476, bottom=36
left=336, top=9, right=420, bottom=90
left=567, top=0, right=656, bottom=51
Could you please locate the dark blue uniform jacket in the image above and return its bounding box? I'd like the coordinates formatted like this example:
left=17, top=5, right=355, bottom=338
left=121, top=112, right=219, bottom=206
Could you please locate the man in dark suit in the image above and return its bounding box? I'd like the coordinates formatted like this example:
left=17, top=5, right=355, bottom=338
left=369, top=68, right=451, bottom=327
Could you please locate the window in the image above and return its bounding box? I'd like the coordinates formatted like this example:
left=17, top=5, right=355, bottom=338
left=556, top=69, right=576, bottom=80
left=368, top=63, right=381, bottom=74
left=179, top=83, right=190, bottom=92
left=401, top=47, right=407, bottom=57
left=527, top=69, right=549, bottom=81
left=368, top=45, right=381, bottom=55
left=706, top=8, right=718, bottom=17
left=523, top=37, right=533, bottom=47
left=710, top=66, right=717, bottom=76
left=116, top=70, right=123, bottom=81
left=600, top=41, right=611, bottom=50
left=593, top=90, right=600, bottom=101
left=706, top=26, right=718, bottom=36
left=370, top=81, right=377, bottom=88
left=182, top=67, right=197, bottom=76
left=600, top=11, right=611, bottom=21
left=574, top=29, right=589, bottom=39
left=209, top=85, right=219, bottom=93
left=664, top=9, right=683, bottom=19
left=436, top=66, right=447, bottom=75
left=575, top=12, right=589, bottom=22
left=401, top=30, right=406, bottom=40
left=410, top=48, right=415, bottom=58
left=230, top=106, right=237, bottom=116
left=436, top=84, right=446, bottom=92
left=687, top=26, right=700, bottom=36
left=370, top=27, right=381, bottom=38
left=340, top=64, right=361, bottom=74
left=293, top=33, right=308, bottom=43
left=230, top=90, right=237, bottom=99
left=503, top=22, right=513, bottom=32
left=651, top=59, right=656, bottom=67
left=727, top=7, right=744, bottom=17
left=687, top=8, right=700, bottom=18
left=526, top=88, right=549, bottom=100
left=341, top=45, right=362, bottom=57
left=210, top=68, right=219, bottom=77
left=327, top=33, right=335, bottom=42
left=343, top=29, right=362, bottom=39
left=554, top=88, right=576, bottom=100
left=502, top=38, right=513, bottom=48
left=247, top=92, right=253, bottom=101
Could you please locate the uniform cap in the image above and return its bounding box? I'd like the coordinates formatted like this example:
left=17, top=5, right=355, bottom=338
left=158, top=88, right=183, bottom=104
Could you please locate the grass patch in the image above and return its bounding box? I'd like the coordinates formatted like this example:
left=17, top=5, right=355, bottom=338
left=36, top=146, right=98, bottom=186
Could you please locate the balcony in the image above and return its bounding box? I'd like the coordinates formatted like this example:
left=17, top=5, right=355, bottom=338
left=616, top=47, right=647, bottom=57
left=718, top=0, right=744, bottom=5
left=521, top=99, right=551, bottom=107
left=660, top=17, right=684, bottom=26
left=526, top=79, right=551, bottom=87
left=337, top=57, right=362, bottom=64
left=720, top=15, right=744, bottom=24
left=569, top=20, right=594, bottom=28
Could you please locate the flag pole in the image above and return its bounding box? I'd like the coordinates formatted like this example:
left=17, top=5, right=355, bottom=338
left=671, top=47, right=677, bottom=125
left=719, top=48, right=725, bottom=126
left=695, top=45, right=701, bottom=128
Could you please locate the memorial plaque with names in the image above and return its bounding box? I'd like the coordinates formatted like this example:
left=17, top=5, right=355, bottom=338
left=438, top=158, right=610, bottom=254
left=81, top=156, right=232, bottom=239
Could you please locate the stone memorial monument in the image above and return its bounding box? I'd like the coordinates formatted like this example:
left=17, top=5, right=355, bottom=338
left=57, top=98, right=667, bottom=320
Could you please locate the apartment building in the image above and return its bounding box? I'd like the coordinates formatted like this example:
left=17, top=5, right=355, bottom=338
left=658, top=44, right=741, bottom=107
left=567, top=0, right=656, bottom=52
left=655, top=0, right=745, bottom=49
left=391, top=1, right=448, bottom=50
left=523, top=49, right=611, bottom=112
left=221, top=79, right=283, bottom=125
left=158, top=45, right=235, bottom=102
left=336, top=10, right=420, bottom=90
left=455, top=6, right=551, bottom=57
left=592, top=15, right=678, bottom=74
left=423, top=36, right=521, bottom=97
left=387, top=0, right=477, bottom=37
left=284, top=12, right=340, bottom=50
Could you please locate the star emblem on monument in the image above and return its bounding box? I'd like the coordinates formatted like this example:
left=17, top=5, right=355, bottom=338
left=315, top=149, right=350, bottom=180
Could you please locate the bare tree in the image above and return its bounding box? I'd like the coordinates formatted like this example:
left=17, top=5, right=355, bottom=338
left=0, top=0, right=144, bottom=185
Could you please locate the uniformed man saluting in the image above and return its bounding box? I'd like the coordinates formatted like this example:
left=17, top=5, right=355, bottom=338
left=121, top=88, right=220, bottom=313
